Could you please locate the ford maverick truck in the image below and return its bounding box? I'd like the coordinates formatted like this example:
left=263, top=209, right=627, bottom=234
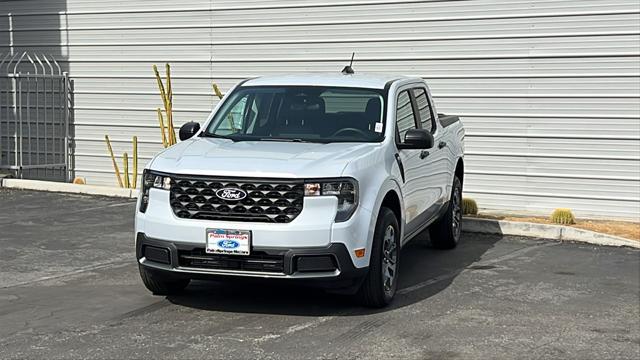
left=135, top=73, right=465, bottom=307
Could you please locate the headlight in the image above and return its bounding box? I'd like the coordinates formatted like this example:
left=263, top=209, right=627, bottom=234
left=139, top=170, right=171, bottom=213
left=304, top=178, right=358, bottom=222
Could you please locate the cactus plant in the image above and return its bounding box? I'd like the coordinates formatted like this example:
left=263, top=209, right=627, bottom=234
left=212, top=83, right=224, bottom=99
left=462, top=198, right=478, bottom=215
left=104, top=135, right=123, bottom=188
left=132, top=136, right=138, bottom=189
left=122, top=152, right=130, bottom=189
left=153, top=64, right=176, bottom=147
left=550, top=208, right=576, bottom=225
left=104, top=135, right=138, bottom=189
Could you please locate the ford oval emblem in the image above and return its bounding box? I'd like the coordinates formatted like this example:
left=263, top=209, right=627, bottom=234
left=218, top=240, right=240, bottom=249
left=215, top=187, right=247, bottom=201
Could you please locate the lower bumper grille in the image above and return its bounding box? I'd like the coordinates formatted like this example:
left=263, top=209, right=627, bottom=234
left=178, top=248, right=285, bottom=273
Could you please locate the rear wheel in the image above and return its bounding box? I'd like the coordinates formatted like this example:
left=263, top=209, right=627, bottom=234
left=429, top=176, right=463, bottom=249
left=357, top=207, right=400, bottom=307
left=138, top=265, right=190, bottom=295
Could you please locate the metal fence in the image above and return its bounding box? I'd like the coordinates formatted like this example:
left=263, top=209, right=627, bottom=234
left=0, top=51, right=70, bottom=181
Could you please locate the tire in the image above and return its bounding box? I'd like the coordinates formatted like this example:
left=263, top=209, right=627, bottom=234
left=429, top=176, right=463, bottom=249
left=138, top=265, right=190, bottom=295
left=357, top=207, right=401, bottom=308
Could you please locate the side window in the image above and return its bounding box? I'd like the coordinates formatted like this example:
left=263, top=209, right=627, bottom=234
left=396, top=90, right=417, bottom=142
left=217, top=96, right=248, bottom=134
left=412, top=88, right=434, bottom=133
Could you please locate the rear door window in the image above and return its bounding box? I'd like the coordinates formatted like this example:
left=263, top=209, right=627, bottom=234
left=412, top=88, right=435, bottom=133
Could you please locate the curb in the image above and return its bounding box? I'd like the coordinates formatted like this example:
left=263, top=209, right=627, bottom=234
left=463, top=217, right=639, bottom=249
left=0, top=179, right=139, bottom=199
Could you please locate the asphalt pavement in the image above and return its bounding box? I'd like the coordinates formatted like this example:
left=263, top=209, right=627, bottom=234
left=0, top=188, right=638, bottom=359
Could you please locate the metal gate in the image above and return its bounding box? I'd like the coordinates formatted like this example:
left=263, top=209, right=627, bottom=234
left=0, top=51, right=70, bottom=181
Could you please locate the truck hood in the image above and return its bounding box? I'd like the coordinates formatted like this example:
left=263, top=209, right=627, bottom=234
left=149, top=137, right=380, bottom=178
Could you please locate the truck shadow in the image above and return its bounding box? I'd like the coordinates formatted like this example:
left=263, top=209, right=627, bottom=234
left=167, top=232, right=502, bottom=316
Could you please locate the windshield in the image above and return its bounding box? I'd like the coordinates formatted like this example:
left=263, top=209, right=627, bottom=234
left=204, top=86, right=385, bottom=143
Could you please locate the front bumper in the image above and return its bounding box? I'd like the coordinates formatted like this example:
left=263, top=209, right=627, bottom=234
left=136, top=233, right=368, bottom=291
left=136, top=187, right=375, bottom=268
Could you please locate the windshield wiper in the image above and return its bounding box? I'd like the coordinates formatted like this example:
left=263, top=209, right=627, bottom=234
left=200, top=133, right=247, bottom=142
left=254, top=137, right=319, bottom=143
left=202, top=133, right=321, bottom=143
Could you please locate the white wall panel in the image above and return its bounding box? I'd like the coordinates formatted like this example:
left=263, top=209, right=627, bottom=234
left=1, top=0, right=639, bottom=219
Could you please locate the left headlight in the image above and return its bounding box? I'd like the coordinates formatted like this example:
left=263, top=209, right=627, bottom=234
left=139, top=170, right=171, bottom=213
left=304, top=178, right=358, bottom=222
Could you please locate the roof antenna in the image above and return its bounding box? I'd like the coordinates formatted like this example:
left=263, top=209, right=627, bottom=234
left=341, top=52, right=355, bottom=75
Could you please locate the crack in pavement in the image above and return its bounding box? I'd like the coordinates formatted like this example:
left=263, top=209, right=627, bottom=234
left=252, top=315, right=340, bottom=345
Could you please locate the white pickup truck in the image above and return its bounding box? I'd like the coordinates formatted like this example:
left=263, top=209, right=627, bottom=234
left=135, top=73, right=465, bottom=307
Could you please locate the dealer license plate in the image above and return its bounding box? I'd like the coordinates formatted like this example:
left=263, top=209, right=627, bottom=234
left=206, top=229, right=251, bottom=256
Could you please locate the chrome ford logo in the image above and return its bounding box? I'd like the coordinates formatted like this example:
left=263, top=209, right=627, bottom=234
left=218, top=240, right=240, bottom=249
left=215, top=187, right=247, bottom=201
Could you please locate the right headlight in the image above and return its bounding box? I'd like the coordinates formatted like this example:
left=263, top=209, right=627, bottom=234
left=139, top=170, right=171, bottom=213
left=304, top=178, right=358, bottom=222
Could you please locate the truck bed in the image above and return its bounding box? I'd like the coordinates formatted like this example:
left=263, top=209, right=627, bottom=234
left=438, top=114, right=460, bottom=128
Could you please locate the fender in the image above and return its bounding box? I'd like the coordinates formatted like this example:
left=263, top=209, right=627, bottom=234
left=343, top=151, right=405, bottom=267
left=365, top=177, right=405, bottom=255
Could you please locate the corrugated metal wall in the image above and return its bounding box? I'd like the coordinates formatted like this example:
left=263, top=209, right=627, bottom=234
left=1, top=0, right=639, bottom=219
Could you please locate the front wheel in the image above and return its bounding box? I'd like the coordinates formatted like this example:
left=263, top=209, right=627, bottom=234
left=429, top=176, right=463, bottom=249
left=356, top=207, right=400, bottom=307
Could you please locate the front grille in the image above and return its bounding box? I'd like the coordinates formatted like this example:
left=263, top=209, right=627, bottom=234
left=178, top=248, right=285, bottom=273
left=169, top=175, right=304, bottom=223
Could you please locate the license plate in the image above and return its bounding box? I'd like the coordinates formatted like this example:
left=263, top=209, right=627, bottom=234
left=206, top=229, right=251, bottom=256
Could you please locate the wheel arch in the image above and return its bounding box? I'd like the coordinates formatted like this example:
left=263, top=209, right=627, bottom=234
left=375, top=183, right=405, bottom=243
left=380, top=190, right=402, bottom=229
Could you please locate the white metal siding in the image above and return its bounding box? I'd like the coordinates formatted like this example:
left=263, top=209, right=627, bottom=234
left=1, top=0, right=639, bottom=219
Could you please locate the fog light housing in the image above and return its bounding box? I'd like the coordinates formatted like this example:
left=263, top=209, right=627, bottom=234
left=143, top=245, right=171, bottom=265
left=296, top=255, right=337, bottom=272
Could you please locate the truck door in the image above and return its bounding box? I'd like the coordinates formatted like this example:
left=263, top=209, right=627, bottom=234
left=395, top=87, right=438, bottom=238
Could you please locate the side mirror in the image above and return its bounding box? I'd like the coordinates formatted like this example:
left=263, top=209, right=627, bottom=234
left=401, top=129, right=434, bottom=149
left=179, top=122, right=201, bottom=141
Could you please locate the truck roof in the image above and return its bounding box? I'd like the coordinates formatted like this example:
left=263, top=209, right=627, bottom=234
left=241, top=73, right=414, bottom=90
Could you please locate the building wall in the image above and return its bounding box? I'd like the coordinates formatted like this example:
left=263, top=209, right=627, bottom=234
left=1, top=0, right=639, bottom=219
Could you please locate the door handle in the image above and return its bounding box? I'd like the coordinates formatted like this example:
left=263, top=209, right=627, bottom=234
left=438, top=141, right=447, bottom=149
left=419, top=150, right=429, bottom=159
